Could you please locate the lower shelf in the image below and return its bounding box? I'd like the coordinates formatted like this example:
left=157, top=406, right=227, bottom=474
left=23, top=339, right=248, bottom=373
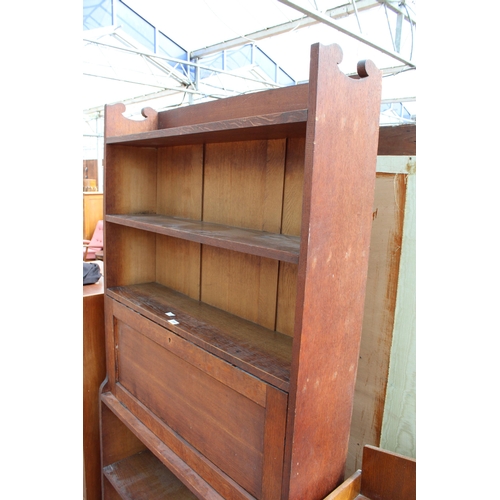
left=104, top=450, right=198, bottom=500
left=107, top=282, right=292, bottom=390
left=101, top=391, right=230, bottom=499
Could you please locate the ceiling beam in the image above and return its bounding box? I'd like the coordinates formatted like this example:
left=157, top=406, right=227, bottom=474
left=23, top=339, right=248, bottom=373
left=277, top=0, right=415, bottom=67
left=84, top=37, right=192, bottom=86
left=84, top=38, right=283, bottom=88
left=377, top=0, right=416, bottom=25
left=191, top=0, right=381, bottom=59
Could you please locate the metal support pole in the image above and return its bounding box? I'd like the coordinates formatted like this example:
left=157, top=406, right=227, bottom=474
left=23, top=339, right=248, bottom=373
left=395, top=11, right=403, bottom=53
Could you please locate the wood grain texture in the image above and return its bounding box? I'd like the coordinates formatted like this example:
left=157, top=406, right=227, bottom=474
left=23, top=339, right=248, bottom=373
left=156, top=234, right=201, bottom=300
left=282, top=137, right=305, bottom=237
left=104, top=298, right=290, bottom=499
left=157, top=144, right=203, bottom=219
left=346, top=173, right=407, bottom=476
left=100, top=42, right=391, bottom=500
left=380, top=170, right=416, bottom=459
left=107, top=283, right=292, bottom=390
left=106, top=94, right=414, bottom=158
left=158, top=85, right=309, bottom=129
left=112, top=298, right=267, bottom=407
left=117, top=319, right=266, bottom=497
left=105, top=145, right=157, bottom=215
left=112, top=386, right=254, bottom=500
left=203, top=139, right=286, bottom=232
left=360, top=445, right=416, bottom=500
left=104, top=223, right=156, bottom=289
left=101, top=392, right=228, bottom=500
left=201, top=246, right=279, bottom=330
left=106, top=214, right=300, bottom=263
left=104, top=449, right=198, bottom=499
left=261, top=387, right=288, bottom=500
left=83, top=292, right=106, bottom=500
left=276, top=262, right=298, bottom=337
left=107, top=110, right=307, bottom=147
left=100, top=401, right=146, bottom=469
left=377, top=125, right=416, bottom=156
left=323, top=470, right=361, bottom=500
left=283, top=43, right=382, bottom=500
left=105, top=103, right=158, bottom=137
left=102, top=477, right=122, bottom=500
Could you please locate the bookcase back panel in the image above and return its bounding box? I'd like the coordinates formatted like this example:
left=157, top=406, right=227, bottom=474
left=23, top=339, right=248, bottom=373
left=106, top=145, right=157, bottom=214
left=106, top=224, right=156, bottom=287
left=156, top=234, right=201, bottom=300
left=201, top=246, right=279, bottom=331
left=282, top=137, right=305, bottom=237
left=157, top=144, right=203, bottom=218
left=157, top=84, right=308, bottom=130
left=203, top=140, right=286, bottom=232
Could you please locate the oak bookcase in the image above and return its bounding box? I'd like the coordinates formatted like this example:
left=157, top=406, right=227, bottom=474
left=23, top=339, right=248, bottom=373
left=99, top=43, right=382, bottom=500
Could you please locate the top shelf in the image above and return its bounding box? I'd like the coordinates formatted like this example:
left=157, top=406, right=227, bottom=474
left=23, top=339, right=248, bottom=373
left=105, top=110, right=308, bottom=147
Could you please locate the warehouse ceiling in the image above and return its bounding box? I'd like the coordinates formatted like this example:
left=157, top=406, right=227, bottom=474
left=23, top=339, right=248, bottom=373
left=83, top=0, right=416, bottom=159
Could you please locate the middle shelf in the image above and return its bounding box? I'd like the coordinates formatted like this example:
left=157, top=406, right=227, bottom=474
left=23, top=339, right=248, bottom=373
left=106, top=214, right=300, bottom=263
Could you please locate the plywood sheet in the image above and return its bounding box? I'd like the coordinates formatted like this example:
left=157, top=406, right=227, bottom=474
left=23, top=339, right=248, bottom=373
left=346, top=172, right=407, bottom=476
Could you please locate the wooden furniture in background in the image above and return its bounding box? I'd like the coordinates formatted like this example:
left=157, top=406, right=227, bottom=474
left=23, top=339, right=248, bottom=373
left=84, top=159, right=100, bottom=191
left=100, top=42, right=382, bottom=500
left=83, top=262, right=106, bottom=500
left=324, top=445, right=416, bottom=500
left=84, top=192, right=103, bottom=240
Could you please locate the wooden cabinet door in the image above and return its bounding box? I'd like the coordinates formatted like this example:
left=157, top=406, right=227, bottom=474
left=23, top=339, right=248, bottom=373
left=106, top=297, right=288, bottom=499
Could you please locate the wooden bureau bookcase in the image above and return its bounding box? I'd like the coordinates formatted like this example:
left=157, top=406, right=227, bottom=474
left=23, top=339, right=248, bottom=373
left=99, top=43, right=382, bottom=500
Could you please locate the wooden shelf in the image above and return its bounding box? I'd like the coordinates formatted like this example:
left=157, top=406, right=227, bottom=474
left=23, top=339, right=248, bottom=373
left=106, top=214, right=300, bottom=263
left=104, top=449, right=198, bottom=500
left=105, top=110, right=307, bottom=147
left=108, top=282, right=293, bottom=391
left=101, top=392, right=228, bottom=500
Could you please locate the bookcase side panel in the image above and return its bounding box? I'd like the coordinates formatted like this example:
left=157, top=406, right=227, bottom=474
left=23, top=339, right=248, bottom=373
left=284, top=43, right=382, bottom=500
left=101, top=401, right=147, bottom=468
left=105, top=224, right=156, bottom=288
left=105, top=145, right=157, bottom=215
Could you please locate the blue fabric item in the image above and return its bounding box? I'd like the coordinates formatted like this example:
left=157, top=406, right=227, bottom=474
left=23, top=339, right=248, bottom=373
left=83, top=262, right=102, bottom=285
